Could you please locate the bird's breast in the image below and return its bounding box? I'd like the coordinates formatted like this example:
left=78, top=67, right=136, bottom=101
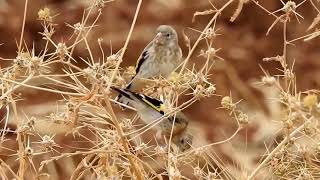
left=138, top=109, right=163, bottom=124
left=155, top=49, right=180, bottom=77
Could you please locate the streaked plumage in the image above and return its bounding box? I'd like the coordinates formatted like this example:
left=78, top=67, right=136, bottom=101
left=117, top=25, right=182, bottom=106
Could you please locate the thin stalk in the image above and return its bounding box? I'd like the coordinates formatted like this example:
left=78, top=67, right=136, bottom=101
left=247, top=122, right=307, bottom=179
left=106, top=0, right=143, bottom=91
left=18, top=0, right=28, bottom=52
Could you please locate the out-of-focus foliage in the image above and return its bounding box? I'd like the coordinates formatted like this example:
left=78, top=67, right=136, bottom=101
left=0, top=0, right=320, bottom=179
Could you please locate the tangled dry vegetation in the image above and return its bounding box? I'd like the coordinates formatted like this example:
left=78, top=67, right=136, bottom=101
left=1, top=0, right=320, bottom=179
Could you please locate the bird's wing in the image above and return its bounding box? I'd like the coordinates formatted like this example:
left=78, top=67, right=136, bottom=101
left=111, top=87, right=133, bottom=100
left=111, top=87, right=165, bottom=115
left=135, top=42, right=153, bottom=74
left=138, top=94, right=165, bottom=115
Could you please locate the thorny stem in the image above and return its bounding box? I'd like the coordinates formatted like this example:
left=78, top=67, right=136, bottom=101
left=70, top=154, right=95, bottom=180
left=0, top=76, right=137, bottom=111
left=81, top=10, right=103, bottom=65
left=18, top=0, right=28, bottom=53
left=0, top=106, right=9, bottom=142
left=40, top=149, right=162, bottom=179
left=283, top=16, right=289, bottom=90
left=3, top=73, right=34, bottom=179
left=200, top=127, right=241, bottom=148
left=223, top=62, right=264, bottom=110
left=67, top=8, right=102, bottom=54
left=13, top=103, right=24, bottom=180
left=106, top=0, right=143, bottom=91
left=8, top=106, right=24, bottom=180
left=84, top=38, right=95, bottom=65
left=247, top=121, right=308, bottom=179
left=250, top=0, right=279, bottom=19
left=178, top=127, right=242, bottom=157
left=178, top=0, right=235, bottom=75
left=309, top=0, right=320, bottom=13
left=283, top=18, right=287, bottom=69
left=0, top=159, right=19, bottom=180
left=288, top=30, right=320, bottom=43
left=75, top=156, right=100, bottom=180
left=199, top=40, right=213, bottom=74
left=103, top=97, right=144, bottom=180
left=0, top=74, right=35, bottom=99
left=66, top=6, right=94, bottom=62
left=0, top=79, right=82, bottom=96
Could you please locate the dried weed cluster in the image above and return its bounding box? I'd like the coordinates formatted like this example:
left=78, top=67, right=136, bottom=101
left=0, top=0, right=320, bottom=179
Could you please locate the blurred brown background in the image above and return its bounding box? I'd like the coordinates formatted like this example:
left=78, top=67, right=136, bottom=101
left=0, top=0, right=320, bottom=179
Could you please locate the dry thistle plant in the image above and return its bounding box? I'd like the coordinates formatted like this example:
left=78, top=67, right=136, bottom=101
left=0, top=0, right=320, bottom=179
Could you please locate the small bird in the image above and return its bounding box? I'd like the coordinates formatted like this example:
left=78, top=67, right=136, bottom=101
left=111, top=87, right=192, bottom=152
left=117, top=25, right=182, bottom=106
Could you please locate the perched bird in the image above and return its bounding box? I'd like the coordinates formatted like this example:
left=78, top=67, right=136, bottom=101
left=112, top=87, right=192, bottom=152
left=117, top=25, right=182, bottom=106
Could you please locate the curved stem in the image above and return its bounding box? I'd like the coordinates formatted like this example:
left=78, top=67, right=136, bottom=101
left=178, top=0, right=235, bottom=75
left=18, top=0, right=28, bottom=53
left=106, top=0, right=143, bottom=91
left=247, top=122, right=307, bottom=180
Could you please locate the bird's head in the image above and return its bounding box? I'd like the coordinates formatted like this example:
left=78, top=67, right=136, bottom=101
left=154, top=25, right=178, bottom=46
left=175, top=133, right=193, bottom=152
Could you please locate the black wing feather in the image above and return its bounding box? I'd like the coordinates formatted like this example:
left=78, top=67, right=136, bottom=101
left=135, top=50, right=149, bottom=74
left=111, top=87, right=133, bottom=100
left=112, top=87, right=165, bottom=115
left=130, top=91, right=165, bottom=115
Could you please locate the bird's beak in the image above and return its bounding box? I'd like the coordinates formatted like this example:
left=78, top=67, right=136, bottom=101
left=155, top=32, right=162, bottom=38
left=155, top=32, right=162, bottom=44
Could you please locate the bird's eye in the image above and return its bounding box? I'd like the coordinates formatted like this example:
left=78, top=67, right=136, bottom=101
left=180, top=139, right=185, bottom=144
left=165, top=33, right=170, bottom=37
